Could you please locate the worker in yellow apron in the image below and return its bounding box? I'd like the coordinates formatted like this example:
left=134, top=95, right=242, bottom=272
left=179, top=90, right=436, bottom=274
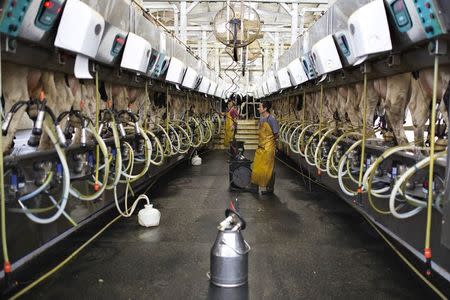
left=223, top=101, right=239, bottom=147
left=251, top=101, right=279, bottom=194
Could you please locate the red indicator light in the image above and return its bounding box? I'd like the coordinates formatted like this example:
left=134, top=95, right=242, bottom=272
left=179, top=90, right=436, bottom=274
left=44, top=1, right=53, bottom=8
left=115, top=37, right=125, bottom=44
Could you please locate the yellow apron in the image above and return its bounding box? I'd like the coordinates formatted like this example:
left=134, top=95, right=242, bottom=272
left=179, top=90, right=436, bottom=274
left=223, top=111, right=234, bottom=147
left=251, top=121, right=276, bottom=187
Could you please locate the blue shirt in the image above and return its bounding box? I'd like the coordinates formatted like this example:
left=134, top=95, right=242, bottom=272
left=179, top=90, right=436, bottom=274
left=260, top=114, right=279, bottom=135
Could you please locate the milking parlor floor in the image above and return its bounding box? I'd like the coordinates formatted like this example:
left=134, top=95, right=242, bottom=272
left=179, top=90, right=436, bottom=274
left=24, top=151, right=432, bottom=299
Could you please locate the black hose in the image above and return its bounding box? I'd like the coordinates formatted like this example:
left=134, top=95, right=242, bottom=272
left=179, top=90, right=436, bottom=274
left=56, top=111, right=70, bottom=124
left=9, top=100, right=29, bottom=113
left=117, top=110, right=139, bottom=122
left=44, top=106, right=56, bottom=123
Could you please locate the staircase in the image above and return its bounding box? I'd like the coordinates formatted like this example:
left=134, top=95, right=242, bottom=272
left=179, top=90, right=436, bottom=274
left=214, top=119, right=259, bottom=150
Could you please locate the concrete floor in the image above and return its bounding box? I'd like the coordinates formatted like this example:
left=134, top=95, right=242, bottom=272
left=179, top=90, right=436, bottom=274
left=27, top=150, right=433, bottom=299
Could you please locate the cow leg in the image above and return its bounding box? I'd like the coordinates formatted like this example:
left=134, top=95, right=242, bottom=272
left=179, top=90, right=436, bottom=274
left=384, top=74, right=411, bottom=145
left=409, top=77, right=429, bottom=146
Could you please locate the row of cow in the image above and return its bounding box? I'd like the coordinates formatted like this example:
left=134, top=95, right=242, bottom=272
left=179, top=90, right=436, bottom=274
left=2, top=62, right=213, bottom=154
left=272, top=66, right=450, bottom=146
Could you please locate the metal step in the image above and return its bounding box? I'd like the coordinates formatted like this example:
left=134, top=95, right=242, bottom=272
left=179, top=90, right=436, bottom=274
left=215, top=119, right=259, bottom=150
left=235, top=134, right=258, bottom=140
left=213, top=141, right=259, bottom=146
left=237, top=126, right=259, bottom=131
left=213, top=137, right=259, bottom=143
left=236, top=129, right=258, bottom=135
left=214, top=144, right=258, bottom=150
left=237, top=119, right=259, bottom=125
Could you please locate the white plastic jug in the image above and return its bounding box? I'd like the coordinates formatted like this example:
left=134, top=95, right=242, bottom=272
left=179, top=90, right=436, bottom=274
left=138, top=204, right=161, bottom=227
left=191, top=154, right=202, bottom=166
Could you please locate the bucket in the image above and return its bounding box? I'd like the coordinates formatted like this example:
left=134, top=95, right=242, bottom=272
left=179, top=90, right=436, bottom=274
left=209, top=208, right=250, bottom=287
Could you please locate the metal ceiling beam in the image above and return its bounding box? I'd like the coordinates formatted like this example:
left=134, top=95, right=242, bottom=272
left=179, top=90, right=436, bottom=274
left=265, top=32, right=275, bottom=42
left=279, top=3, right=291, bottom=14
left=299, top=7, right=326, bottom=34
left=188, top=11, right=221, bottom=19
left=143, top=3, right=175, bottom=10
left=186, top=1, right=199, bottom=13
left=173, top=5, right=180, bottom=36
left=254, top=9, right=290, bottom=19
left=180, top=1, right=187, bottom=43
left=189, top=10, right=290, bottom=24
left=166, top=25, right=293, bottom=32
left=291, top=3, right=299, bottom=44
left=143, top=1, right=200, bottom=14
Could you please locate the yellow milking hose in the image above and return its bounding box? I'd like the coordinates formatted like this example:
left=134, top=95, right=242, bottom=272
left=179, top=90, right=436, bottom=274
left=69, top=123, right=110, bottom=201
left=304, top=126, right=328, bottom=167
left=337, top=137, right=380, bottom=197
left=144, top=83, right=149, bottom=130
left=326, top=131, right=361, bottom=178
left=189, top=116, right=203, bottom=148
left=145, top=129, right=165, bottom=166
left=21, top=121, right=72, bottom=224
left=288, top=123, right=306, bottom=154
left=156, top=123, right=174, bottom=156
left=275, top=154, right=447, bottom=298
left=314, top=127, right=335, bottom=172
left=285, top=121, right=301, bottom=144
left=120, top=123, right=151, bottom=182
left=0, top=71, right=11, bottom=278
left=424, top=54, right=440, bottom=274
left=169, top=123, right=181, bottom=154
left=302, top=89, right=306, bottom=124
left=390, top=151, right=447, bottom=219
left=365, top=144, right=418, bottom=215
left=318, top=85, right=324, bottom=142
left=337, top=139, right=364, bottom=196
left=297, top=124, right=318, bottom=157
left=201, top=117, right=213, bottom=144
left=105, top=116, right=122, bottom=190
left=357, top=71, right=368, bottom=196
left=171, top=121, right=190, bottom=154
left=94, top=70, right=100, bottom=192
left=346, top=159, right=360, bottom=184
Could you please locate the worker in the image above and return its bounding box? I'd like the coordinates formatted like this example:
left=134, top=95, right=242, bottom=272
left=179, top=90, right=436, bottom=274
left=223, top=100, right=239, bottom=148
left=251, top=100, right=279, bottom=194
